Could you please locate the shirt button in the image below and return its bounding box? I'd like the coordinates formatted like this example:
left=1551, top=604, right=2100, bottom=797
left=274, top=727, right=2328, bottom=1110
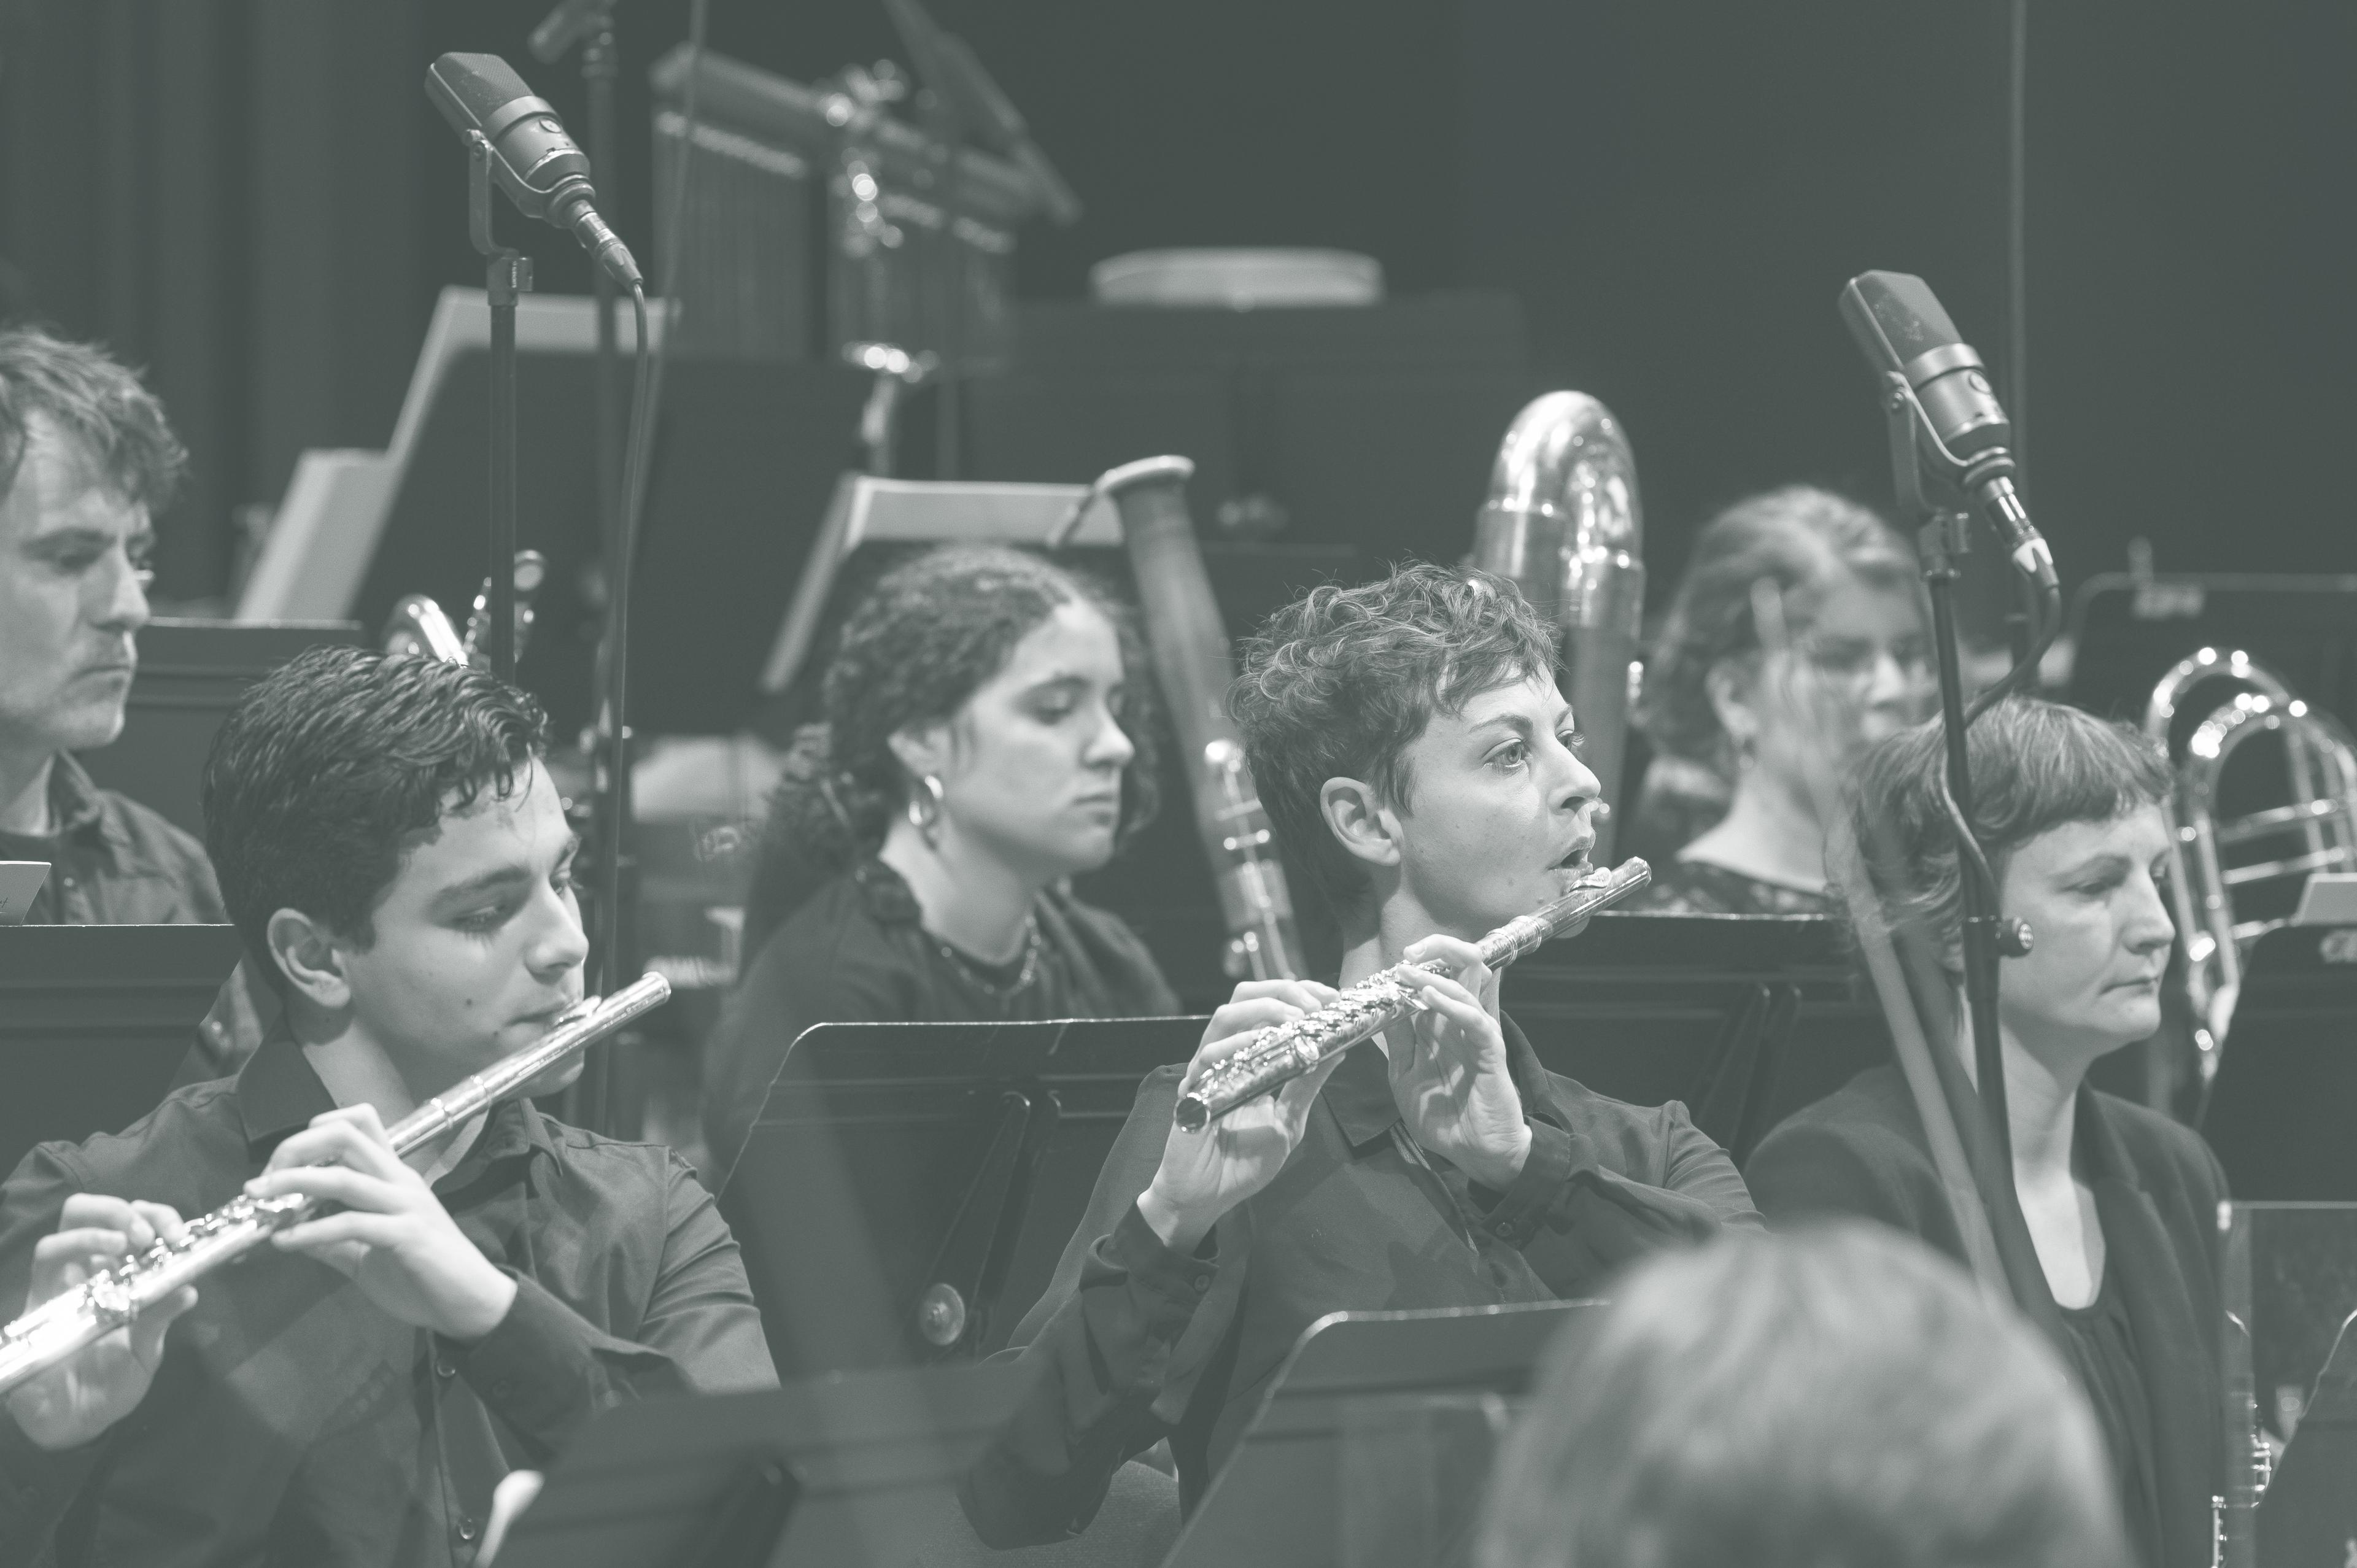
left=436, top=1358, right=458, bottom=1379
left=493, top=1378, right=516, bottom=1399
left=457, top=1515, right=479, bottom=1542
left=1191, top=1275, right=1210, bottom=1294
left=1492, top=1221, right=1514, bottom=1238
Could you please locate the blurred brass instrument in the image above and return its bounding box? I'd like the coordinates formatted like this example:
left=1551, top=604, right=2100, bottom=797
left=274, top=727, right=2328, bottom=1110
left=2143, top=647, right=2357, bottom=1057
left=0, top=975, right=670, bottom=1399
left=1471, top=393, right=1645, bottom=860
left=1174, top=858, right=1650, bottom=1130
left=1064, top=455, right=1304, bottom=982
left=383, top=549, right=549, bottom=670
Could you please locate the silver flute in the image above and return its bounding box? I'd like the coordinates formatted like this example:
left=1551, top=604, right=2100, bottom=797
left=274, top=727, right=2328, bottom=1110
left=0, top=973, right=670, bottom=1399
left=1173, top=859, right=1650, bottom=1131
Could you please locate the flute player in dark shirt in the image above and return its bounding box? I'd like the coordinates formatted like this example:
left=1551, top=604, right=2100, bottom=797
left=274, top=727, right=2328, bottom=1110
left=962, top=563, right=1761, bottom=1546
left=0, top=649, right=774, bottom=1567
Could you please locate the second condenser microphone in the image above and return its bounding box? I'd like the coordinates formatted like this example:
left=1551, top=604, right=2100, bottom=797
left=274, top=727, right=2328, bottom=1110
left=1839, top=271, right=2054, bottom=588
left=426, top=52, right=643, bottom=287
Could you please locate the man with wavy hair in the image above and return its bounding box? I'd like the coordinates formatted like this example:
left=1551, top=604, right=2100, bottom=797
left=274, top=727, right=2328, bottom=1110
left=965, top=563, right=1761, bottom=1545
left=0, top=325, right=268, bottom=1068
left=0, top=647, right=775, bottom=1566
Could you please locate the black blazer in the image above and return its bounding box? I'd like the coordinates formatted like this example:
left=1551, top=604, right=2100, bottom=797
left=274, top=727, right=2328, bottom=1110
left=1745, top=1064, right=2229, bottom=1568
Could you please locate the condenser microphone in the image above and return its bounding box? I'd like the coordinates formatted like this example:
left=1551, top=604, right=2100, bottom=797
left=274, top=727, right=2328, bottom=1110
left=1840, top=271, right=2054, bottom=589
left=425, top=52, right=643, bottom=288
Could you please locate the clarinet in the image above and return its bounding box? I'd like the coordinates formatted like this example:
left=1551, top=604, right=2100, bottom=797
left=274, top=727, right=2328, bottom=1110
left=0, top=974, right=670, bottom=1399
left=1174, top=859, right=1650, bottom=1131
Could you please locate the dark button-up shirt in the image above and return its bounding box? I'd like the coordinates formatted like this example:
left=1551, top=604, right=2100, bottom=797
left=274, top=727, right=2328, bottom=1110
left=0, top=751, right=273, bottom=1078
left=961, top=1014, right=1762, bottom=1545
left=0, top=1024, right=778, bottom=1567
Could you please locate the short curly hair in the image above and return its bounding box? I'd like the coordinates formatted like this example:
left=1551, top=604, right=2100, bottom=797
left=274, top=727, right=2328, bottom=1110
left=204, top=647, right=549, bottom=994
left=1232, top=563, right=1558, bottom=910
left=0, top=326, right=187, bottom=509
left=1837, top=696, right=2171, bottom=968
left=750, top=546, right=1159, bottom=929
left=1639, top=486, right=1916, bottom=776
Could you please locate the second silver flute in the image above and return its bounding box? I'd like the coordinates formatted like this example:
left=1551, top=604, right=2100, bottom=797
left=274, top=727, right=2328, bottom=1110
left=0, top=973, right=670, bottom=1399
left=1174, top=858, right=1651, bottom=1131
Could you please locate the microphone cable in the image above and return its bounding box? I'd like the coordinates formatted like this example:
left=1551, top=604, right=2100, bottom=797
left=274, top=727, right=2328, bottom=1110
left=594, top=0, right=706, bottom=996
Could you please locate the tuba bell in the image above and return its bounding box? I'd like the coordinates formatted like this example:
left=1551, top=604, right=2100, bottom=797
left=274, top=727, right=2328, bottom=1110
left=1471, top=392, right=1645, bottom=859
left=2143, top=646, right=2357, bottom=1059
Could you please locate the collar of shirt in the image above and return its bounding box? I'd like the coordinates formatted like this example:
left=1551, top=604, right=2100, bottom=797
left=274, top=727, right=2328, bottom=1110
left=1316, top=1011, right=1571, bottom=1151
left=851, top=857, right=925, bottom=925
left=47, top=751, right=129, bottom=854
left=233, top=1021, right=562, bottom=1178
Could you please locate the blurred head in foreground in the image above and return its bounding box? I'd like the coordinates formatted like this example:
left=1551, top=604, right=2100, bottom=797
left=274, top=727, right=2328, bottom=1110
left=1476, top=1223, right=2131, bottom=1568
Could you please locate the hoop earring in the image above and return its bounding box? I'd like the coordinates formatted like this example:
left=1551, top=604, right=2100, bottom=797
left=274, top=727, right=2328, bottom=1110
left=907, top=773, right=945, bottom=848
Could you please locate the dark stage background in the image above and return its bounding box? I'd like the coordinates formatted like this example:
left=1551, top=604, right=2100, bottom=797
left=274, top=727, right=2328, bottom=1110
left=0, top=1, right=2348, bottom=618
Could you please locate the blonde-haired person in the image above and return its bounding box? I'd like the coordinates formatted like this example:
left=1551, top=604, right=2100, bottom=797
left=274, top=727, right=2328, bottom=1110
left=1477, top=1223, right=2131, bottom=1568
left=1627, top=485, right=1932, bottom=913
left=1747, top=697, right=2229, bottom=1568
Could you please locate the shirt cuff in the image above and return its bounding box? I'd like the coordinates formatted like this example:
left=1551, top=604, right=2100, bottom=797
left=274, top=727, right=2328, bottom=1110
left=0, top=1405, right=104, bottom=1553
left=450, top=1270, right=614, bottom=1440
left=1472, top=1119, right=1596, bottom=1248
left=1096, top=1201, right=1220, bottom=1336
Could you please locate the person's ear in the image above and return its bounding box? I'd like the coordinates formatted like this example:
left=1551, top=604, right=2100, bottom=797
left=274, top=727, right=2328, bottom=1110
left=886, top=719, right=956, bottom=789
left=1705, top=661, right=1760, bottom=756
left=1320, top=776, right=1403, bottom=873
left=266, top=906, right=354, bottom=1012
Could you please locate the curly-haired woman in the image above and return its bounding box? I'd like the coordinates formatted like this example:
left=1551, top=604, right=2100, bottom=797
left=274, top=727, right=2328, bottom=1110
left=702, top=547, right=1178, bottom=1175
left=1625, top=486, right=1933, bottom=914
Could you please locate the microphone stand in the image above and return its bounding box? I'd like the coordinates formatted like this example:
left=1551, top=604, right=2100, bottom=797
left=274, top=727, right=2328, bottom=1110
left=465, top=132, right=530, bottom=682
left=1875, top=371, right=2065, bottom=1343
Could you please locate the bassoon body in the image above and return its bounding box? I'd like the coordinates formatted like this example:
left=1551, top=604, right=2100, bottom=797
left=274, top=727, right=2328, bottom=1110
left=1174, top=858, right=1650, bottom=1130
left=1085, top=455, right=1305, bottom=983
left=0, top=973, right=671, bottom=1399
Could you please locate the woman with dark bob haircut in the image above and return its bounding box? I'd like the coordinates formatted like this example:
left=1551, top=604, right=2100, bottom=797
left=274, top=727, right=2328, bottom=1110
left=702, top=546, right=1177, bottom=1176
left=1625, top=485, right=1932, bottom=913
left=1745, top=696, right=2228, bottom=1568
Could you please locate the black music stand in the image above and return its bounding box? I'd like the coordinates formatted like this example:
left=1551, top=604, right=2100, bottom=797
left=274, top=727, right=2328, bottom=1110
left=2065, top=572, right=2357, bottom=727
left=493, top=1364, right=1028, bottom=1568
left=718, top=1016, right=1204, bottom=1378
left=2200, top=927, right=2357, bottom=1199
left=2259, top=1307, right=2357, bottom=1566
left=1503, top=913, right=1884, bottom=1165
left=1164, top=1300, right=1603, bottom=1568
left=75, top=620, right=363, bottom=840
left=0, top=925, right=246, bottom=1176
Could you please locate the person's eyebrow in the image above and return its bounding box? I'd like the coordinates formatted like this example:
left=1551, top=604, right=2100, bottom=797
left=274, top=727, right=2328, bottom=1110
left=22, top=525, right=123, bottom=556
left=432, top=833, right=581, bottom=906
left=1468, top=712, right=1537, bottom=740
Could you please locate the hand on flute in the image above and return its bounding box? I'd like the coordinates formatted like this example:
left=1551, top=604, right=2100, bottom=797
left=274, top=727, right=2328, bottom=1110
left=1385, top=934, right=1531, bottom=1191
left=1139, top=979, right=1343, bottom=1255
left=7, top=1195, right=196, bottom=1452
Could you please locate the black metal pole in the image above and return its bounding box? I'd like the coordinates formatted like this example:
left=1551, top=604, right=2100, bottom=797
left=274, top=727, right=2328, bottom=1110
left=469, top=133, right=529, bottom=684
left=1922, top=520, right=2011, bottom=1163
left=584, top=24, right=622, bottom=604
